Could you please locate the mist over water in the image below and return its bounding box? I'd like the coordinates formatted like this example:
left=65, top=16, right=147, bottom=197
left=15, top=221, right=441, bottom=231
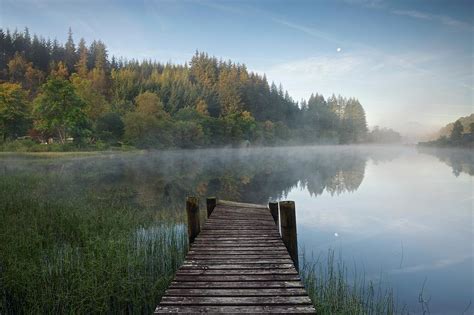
left=1, top=145, right=472, bottom=314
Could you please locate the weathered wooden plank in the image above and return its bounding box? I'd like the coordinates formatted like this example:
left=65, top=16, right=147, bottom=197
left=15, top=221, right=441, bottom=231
left=174, top=274, right=301, bottom=282
left=159, top=296, right=313, bottom=305
left=206, top=217, right=274, bottom=220
left=189, top=246, right=288, bottom=251
left=200, top=228, right=279, bottom=232
left=217, top=200, right=268, bottom=209
left=194, top=238, right=282, bottom=242
left=190, top=244, right=285, bottom=251
left=191, top=243, right=284, bottom=247
left=196, top=236, right=281, bottom=240
left=187, top=253, right=289, bottom=257
left=205, top=217, right=275, bottom=222
left=186, top=259, right=294, bottom=265
left=203, top=223, right=276, bottom=228
left=202, top=226, right=278, bottom=231
left=198, top=233, right=280, bottom=237
left=215, top=209, right=272, bottom=215
left=176, top=269, right=298, bottom=275
left=201, top=228, right=275, bottom=232
left=203, top=225, right=277, bottom=230
left=185, top=257, right=291, bottom=262
left=180, top=263, right=295, bottom=270
left=155, top=305, right=316, bottom=313
left=195, top=238, right=279, bottom=242
left=164, top=288, right=308, bottom=296
left=187, top=250, right=288, bottom=255
left=168, top=281, right=305, bottom=289
left=192, top=240, right=284, bottom=244
left=216, top=209, right=270, bottom=214
left=209, top=215, right=273, bottom=221
left=195, top=236, right=280, bottom=240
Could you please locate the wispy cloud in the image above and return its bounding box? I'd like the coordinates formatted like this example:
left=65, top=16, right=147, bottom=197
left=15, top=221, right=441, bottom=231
left=343, top=0, right=474, bottom=32
left=268, top=17, right=472, bottom=92
left=271, top=18, right=345, bottom=46
left=392, top=9, right=473, bottom=31
left=261, top=54, right=366, bottom=81
left=341, top=0, right=385, bottom=9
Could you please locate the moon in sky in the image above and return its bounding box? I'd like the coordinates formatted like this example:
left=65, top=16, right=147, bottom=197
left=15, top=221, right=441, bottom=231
left=334, top=232, right=339, bottom=237
left=336, top=48, right=342, bottom=52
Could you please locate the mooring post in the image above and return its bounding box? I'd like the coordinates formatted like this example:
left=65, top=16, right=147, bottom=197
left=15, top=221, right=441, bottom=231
left=206, top=197, right=217, bottom=218
left=279, top=200, right=298, bottom=271
left=268, top=202, right=279, bottom=227
left=186, top=196, right=200, bottom=244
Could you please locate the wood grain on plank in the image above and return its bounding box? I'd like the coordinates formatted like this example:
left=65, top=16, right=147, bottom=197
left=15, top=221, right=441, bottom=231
left=155, top=201, right=315, bottom=314
left=155, top=305, right=316, bottom=313
left=159, top=296, right=313, bottom=305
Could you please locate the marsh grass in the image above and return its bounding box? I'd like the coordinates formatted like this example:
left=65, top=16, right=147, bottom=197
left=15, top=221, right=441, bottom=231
left=300, top=250, right=408, bottom=315
left=0, top=173, right=187, bottom=314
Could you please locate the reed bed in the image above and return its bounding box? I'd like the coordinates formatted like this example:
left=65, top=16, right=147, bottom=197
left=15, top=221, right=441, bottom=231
left=0, top=173, right=187, bottom=314
left=300, top=250, right=408, bottom=315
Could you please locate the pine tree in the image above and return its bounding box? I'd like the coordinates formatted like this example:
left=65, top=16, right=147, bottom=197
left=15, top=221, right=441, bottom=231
left=90, top=41, right=108, bottom=95
left=75, top=38, right=88, bottom=78
left=218, top=66, right=242, bottom=116
left=64, top=28, right=77, bottom=74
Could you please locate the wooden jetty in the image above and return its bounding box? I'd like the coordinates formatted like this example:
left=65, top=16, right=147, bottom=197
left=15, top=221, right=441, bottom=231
left=155, top=197, right=316, bottom=314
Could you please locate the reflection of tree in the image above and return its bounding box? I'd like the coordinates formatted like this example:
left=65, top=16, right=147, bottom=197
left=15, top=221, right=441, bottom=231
left=418, top=147, right=474, bottom=177
left=3, top=147, right=401, bottom=214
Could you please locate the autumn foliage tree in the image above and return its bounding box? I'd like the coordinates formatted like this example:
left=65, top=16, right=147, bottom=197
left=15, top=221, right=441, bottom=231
left=0, top=83, right=30, bottom=140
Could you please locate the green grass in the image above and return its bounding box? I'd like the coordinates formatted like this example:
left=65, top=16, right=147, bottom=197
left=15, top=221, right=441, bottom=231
left=0, top=139, right=138, bottom=153
left=300, top=250, right=406, bottom=315
left=0, top=173, right=187, bottom=314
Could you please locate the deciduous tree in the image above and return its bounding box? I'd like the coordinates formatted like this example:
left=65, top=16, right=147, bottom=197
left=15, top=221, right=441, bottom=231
left=33, top=77, right=88, bottom=143
left=0, top=83, right=30, bottom=140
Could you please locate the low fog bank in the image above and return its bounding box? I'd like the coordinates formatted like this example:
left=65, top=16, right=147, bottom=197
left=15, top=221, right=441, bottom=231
left=3, top=145, right=471, bottom=209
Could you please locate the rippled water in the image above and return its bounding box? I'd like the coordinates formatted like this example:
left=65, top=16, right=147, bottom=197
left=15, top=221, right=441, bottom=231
left=2, top=145, right=472, bottom=314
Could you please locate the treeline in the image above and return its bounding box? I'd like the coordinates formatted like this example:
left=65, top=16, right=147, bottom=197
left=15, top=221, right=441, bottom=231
left=366, top=126, right=401, bottom=144
left=0, top=27, right=368, bottom=150
left=419, top=118, right=474, bottom=148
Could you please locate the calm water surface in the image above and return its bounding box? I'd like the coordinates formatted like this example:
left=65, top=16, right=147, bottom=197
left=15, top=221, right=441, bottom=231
left=285, top=147, right=473, bottom=314
left=2, top=145, right=472, bottom=314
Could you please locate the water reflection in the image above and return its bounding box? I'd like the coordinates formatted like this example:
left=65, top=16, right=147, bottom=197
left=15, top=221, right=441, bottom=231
left=417, top=146, right=474, bottom=176
left=1, top=146, right=405, bottom=211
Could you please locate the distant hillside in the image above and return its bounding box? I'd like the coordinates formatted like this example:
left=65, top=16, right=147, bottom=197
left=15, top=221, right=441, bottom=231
left=438, top=114, right=474, bottom=137
left=418, top=113, right=474, bottom=148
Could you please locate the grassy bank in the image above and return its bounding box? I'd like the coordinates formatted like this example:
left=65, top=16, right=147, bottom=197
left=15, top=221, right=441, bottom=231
left=0, top=173, right=187, bottom=314
left=0, top=139, right=137, bottom=153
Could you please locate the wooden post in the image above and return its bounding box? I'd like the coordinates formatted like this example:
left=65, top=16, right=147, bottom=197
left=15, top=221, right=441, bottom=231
left=268, top=202, right=279, bottom=227
left=206, top=197, right=217, bottom=218
left=279, top=200, right=298, bottom=271
left=186, top=196, right=200, bottom=244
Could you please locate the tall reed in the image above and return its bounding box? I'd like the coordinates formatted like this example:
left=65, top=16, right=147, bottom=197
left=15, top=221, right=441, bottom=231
left=300, top=250, right=407, bottom=315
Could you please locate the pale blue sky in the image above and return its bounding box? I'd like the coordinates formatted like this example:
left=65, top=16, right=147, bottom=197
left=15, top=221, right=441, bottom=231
left=1, top=0, right=473, bottom=135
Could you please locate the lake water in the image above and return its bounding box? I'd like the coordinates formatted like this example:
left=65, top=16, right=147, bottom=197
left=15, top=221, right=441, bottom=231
left=2, top=145, right=472, bottom=314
